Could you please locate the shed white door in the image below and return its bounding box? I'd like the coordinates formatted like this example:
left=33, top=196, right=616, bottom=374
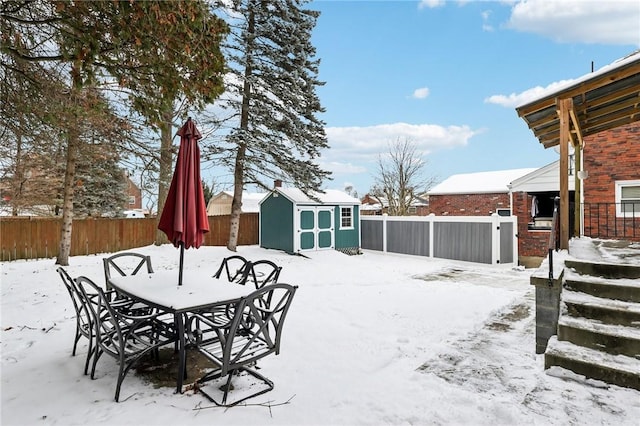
left=296, top=207, right=334, bottom=251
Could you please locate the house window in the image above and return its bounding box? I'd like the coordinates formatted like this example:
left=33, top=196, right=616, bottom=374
left=616, top=180, right=640, bottom=217
left=496, top=208, right=511, bottom=217
left=340, top=206, right=353, bottom=229
left=129, top=196, right=136, bottom=205
left=408, top=206, right=417, bottom=214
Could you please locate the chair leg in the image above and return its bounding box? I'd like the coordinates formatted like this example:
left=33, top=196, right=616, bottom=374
left=83, top=337, right=93, bottom=375
left=197, top=366, right=274, bottom=407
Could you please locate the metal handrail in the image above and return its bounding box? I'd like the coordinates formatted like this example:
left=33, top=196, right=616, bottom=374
left=548, top=197, right=560, bottom=286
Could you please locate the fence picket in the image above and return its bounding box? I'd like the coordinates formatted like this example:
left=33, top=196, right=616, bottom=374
left=0, top=214, right=259, bottom=261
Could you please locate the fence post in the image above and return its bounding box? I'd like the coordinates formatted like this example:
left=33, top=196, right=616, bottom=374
left=428, top=214, right=435, bottom=259
left=382, top=214, right=387, bottom=253
left=491, top=213, right=500, bottom=264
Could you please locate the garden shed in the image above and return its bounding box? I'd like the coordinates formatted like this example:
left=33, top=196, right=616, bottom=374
left=259, top=186, right=361, bottom=254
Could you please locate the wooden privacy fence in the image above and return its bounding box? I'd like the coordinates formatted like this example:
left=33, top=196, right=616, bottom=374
left=0, top=213, right=259, bottom=261
left=361, top=214, right=518, bottom=265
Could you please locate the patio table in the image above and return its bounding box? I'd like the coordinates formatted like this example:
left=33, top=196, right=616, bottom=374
left=108, top=270, right=254, bottom=393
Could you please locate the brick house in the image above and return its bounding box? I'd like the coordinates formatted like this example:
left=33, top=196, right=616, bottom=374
left=509, top=161, right=575, bottom=267
left=516, top=50, right=640, bottom=249
left=359, top=193, right=429, bottom=216
left=124, top=176, right=142, bottom=210
left=427, top=168, right=536, bottom=216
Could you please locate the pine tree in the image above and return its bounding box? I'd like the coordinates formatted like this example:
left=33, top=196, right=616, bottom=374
left=73, top=142, right=128, bottom=218
left=209, top=0, right=331, bottom=251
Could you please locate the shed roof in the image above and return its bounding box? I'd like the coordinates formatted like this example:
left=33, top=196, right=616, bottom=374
left=428, top=168, right=537, bottom=195
left=269, top=188, right=361, bottom=205
left=516, top=50, right=640, bottom=148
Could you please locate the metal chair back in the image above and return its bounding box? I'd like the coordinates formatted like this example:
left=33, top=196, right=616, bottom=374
left=103, top=252, right=153, bottom=290
left=75, top=275, right=176, bottom=402
left=189, top=282, right=298, bottom=406
left=213, top=255, right=251, bottom=285
left=246, top=259, right=282, bottom=289
left=57, top=267, right=94, bottom=374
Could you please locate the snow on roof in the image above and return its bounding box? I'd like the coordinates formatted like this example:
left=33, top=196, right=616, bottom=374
left=211, top=191, right=267, bottom=213
left=238, top=192, right=267, bottom=213
left=428, top=168, right=537, bottom=195
left=273, top=187, right=360, bottom=205
left=516, top=50, right=640, bottom=109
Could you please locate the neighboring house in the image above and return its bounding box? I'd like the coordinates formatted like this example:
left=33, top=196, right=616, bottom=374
left=359, top=193, right=429, bottom=216
left=428, top=168, right=537, bottom=216
left=206, top=191, right=266, bottom=216
left=124, top=176, right=142, bottom=211
left=509, top=160, right=575, bottom=267
left=259, top=185, right=361, bottom=253
left=516, top=50, right=640, bottom=248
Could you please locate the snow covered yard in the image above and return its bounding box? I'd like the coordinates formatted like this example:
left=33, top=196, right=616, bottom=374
left=2, top=244, right=639, bottom=425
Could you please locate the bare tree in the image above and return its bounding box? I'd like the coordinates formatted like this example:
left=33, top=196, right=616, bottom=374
left=370, top=138, right=436, bottom=216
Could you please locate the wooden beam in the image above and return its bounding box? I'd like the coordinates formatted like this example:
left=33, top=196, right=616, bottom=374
left=558, top=98, right=571, bottom=250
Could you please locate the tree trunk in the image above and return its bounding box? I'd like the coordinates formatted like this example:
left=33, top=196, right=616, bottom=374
left=11, top=118, right=23, bottom=216
left=227, top=7, right=255, bottom=251
left=155, top=109, right=173, bottom=245
left=55, top=125, right=78, bottom=266
left=227, top=142, right=246, bottom=251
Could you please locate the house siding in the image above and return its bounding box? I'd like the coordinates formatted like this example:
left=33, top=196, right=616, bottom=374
left=428, top=193, right=510, bottom=216
left=260, top=193, right=294, bottom=253
left=334, top=205, right=360, bottom=249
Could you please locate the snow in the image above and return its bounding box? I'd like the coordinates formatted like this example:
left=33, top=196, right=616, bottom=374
left=428, top=168, right=538, bottom=195
left=516, top=50, right=640, bottom=109
left=273, top=187, right=361, bottom=205
left=2, top=244, right=640, bottom=425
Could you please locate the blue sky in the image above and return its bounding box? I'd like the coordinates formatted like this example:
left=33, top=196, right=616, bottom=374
left=307, top=0, right=640, bottom=196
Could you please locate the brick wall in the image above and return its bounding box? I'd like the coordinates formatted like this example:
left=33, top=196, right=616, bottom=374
left=583, top=123, right=640, bottom=203
left=512, top=191, right=549, bottom=259
left=583, top=123, right=640, bottom=240
left=428, top=193, right=510, bottom=216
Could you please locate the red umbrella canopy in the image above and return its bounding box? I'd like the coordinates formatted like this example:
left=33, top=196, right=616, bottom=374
left=158, top=118, right=209, bottom=249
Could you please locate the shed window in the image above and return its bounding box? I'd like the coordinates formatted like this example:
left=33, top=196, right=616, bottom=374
left=340, top=207, right=353, bottom=229
left=616, top=180, right=640, bottom=217
left=129, top=196, right=136, bottom=205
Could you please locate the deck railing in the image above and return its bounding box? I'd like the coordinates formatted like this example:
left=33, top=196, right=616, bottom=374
left=582, top=202, right=639, bottom=241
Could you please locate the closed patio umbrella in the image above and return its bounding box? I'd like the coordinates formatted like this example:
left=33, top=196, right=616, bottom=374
left=158, top=118, right=209, bottom=285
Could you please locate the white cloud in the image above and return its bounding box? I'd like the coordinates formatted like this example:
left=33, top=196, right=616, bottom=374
left=484, top=79, right=576, bottom=108
left=418, top=0, right=445, bottom=10
left=412, top=87, right=430, bottom=99
left=319, top=161, right=367, bottom=175
left=506, top=0, right=640, bottom=45
left=324, top=122, right=478, bottom=163
left=481, top=9, right=494, bottom=32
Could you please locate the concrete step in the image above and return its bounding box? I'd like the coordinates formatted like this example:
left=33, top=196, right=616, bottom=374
left=561, top=290, right=640, bottom=327
left=557, top=315, right=640, bottom=358
left=565, top=259, right=640, bottom=279
left=545, top=336, right=640, bottom=391
left=564, top=270, right=640, bottom=303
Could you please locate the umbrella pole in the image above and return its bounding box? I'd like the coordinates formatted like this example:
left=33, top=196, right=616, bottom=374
left=179, top=242, right=184, bottom=286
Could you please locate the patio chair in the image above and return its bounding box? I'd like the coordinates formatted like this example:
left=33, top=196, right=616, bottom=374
left=213, top=255, right=251, bottom=285
left=187, top=282, right=298, bottom=406
left=75, top=276, right=177, bottom=402
left=246, top=260, right=282, bottom=289
left=58, top=267, right=95, bottom=375
left=103, top=252, right=154, bottom=291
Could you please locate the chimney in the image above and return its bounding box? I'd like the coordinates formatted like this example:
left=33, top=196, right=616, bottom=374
left=274, top=179, right=282, bottom=188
